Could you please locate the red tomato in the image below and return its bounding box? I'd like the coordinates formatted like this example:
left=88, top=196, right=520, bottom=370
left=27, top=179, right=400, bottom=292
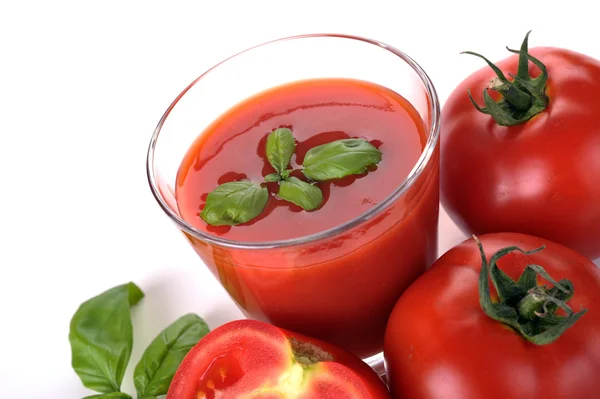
left=167, top=319, right=390, bottom=399
left=384, top=233, right=600, bottom=399
left=440, top=32, right=600, bottom=259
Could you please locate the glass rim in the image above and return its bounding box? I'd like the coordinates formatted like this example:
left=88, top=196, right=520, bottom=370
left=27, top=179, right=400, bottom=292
left=146, top=33, right=441, bottom=250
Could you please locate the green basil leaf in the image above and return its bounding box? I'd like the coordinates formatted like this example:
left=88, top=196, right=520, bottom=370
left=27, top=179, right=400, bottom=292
left=264, top=173, right=281, bottom=183
left=278, top=177, right=323, bottom=211
left=302, top=139, right=382, bottom=181
left=200, top=180, right=269, bottom=226
left=83, top=392, right=133, bottom=399
left=266, top=128, right=295, bottom=175
left=69, top=282, right=144, bottom=394
left=134, top=313, right=210, bottom=398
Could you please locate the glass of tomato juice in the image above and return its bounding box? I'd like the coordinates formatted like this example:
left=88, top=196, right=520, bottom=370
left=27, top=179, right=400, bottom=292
left=147, top=34, right=440, bottom=364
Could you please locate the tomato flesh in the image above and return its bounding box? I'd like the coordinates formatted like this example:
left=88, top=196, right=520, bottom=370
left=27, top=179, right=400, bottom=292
left=299, top=363, right=372, bottom=399
left=168, top=320, right=390, bottom=399
left=196, top=353, right=245, bottom=398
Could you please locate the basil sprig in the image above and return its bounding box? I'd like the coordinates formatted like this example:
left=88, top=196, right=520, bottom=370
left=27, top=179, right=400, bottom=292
left=70, top=283, right=210, bottom=399
left=265, top=128, right=323, bottom=212
left=200, top=128, right=382, bottom=226
left=264, top=169, right=291, bottom=183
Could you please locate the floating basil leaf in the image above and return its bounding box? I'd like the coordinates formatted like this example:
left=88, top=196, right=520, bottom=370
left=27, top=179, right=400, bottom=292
left=201, top=180, right=268, bottom=226
left=134, top=313, right=210, bottom=398
left=264, top=173, right=281, bottom=183
left=69, top=283, right=144, bottom=394
left=266, top=128, right=296, bottom=175
left=302, top=139, right=382, bottom=181
left=278, top=177, right=323, bottom=211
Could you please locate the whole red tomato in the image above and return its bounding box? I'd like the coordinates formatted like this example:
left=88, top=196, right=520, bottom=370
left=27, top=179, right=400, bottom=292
left=384, top=232, right=600, bottom=398
left=167, top=319, right=390, bottom=399
left=441, top=32, right=600, bottom=259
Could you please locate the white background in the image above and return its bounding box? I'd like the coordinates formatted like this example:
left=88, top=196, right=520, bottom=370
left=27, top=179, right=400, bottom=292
left=1, top=1, right=598, bottom=397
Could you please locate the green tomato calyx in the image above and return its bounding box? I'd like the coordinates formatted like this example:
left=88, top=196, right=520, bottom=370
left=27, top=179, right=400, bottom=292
left=474, top=235, right=587, bottom=345
left=463, top=31, right=549, bottom=126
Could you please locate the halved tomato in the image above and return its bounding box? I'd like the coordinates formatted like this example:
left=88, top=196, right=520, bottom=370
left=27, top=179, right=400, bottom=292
left=167, top=319, right=390, bottom=398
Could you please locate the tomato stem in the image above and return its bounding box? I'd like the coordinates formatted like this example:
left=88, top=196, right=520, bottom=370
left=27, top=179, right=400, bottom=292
left=474, top=235, right=587, bottom=345
left=463, top=31, right=549, bottom=126
left=288, top=337, right=333, bottom=365
left=518, top=287, right=553, bottom=320
left=488, top=76, right=532, bottom=110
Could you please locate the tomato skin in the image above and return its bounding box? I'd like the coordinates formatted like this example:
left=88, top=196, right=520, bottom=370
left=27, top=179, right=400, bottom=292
left=167, top=319, right=390, bottom=399
left=441, top=47, right=600, bottom=259
left=384, top=233, right=600, bottom=399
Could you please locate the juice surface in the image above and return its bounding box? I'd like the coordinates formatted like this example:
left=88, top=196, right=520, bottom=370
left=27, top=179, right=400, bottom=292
left=176, top=78, right=426, bottom=241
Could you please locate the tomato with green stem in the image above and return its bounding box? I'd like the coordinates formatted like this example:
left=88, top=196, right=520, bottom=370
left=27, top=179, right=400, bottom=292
left=167, top=319, right=390, bottom=399
left=384, top=232, right=600, bottom=398
left=440, top=32, right=600, bottom=259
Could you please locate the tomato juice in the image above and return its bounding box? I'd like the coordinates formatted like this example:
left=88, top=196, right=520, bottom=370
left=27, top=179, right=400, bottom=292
left=176, top=78, right=439, bottom=357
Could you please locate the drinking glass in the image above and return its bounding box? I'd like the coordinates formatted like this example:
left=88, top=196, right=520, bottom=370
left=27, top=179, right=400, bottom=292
left=147, top=34, right=440, bottom=367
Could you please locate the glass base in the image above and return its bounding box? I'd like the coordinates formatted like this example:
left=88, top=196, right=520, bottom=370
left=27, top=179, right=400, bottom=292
left=365, top=351, right=387, bottom=380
